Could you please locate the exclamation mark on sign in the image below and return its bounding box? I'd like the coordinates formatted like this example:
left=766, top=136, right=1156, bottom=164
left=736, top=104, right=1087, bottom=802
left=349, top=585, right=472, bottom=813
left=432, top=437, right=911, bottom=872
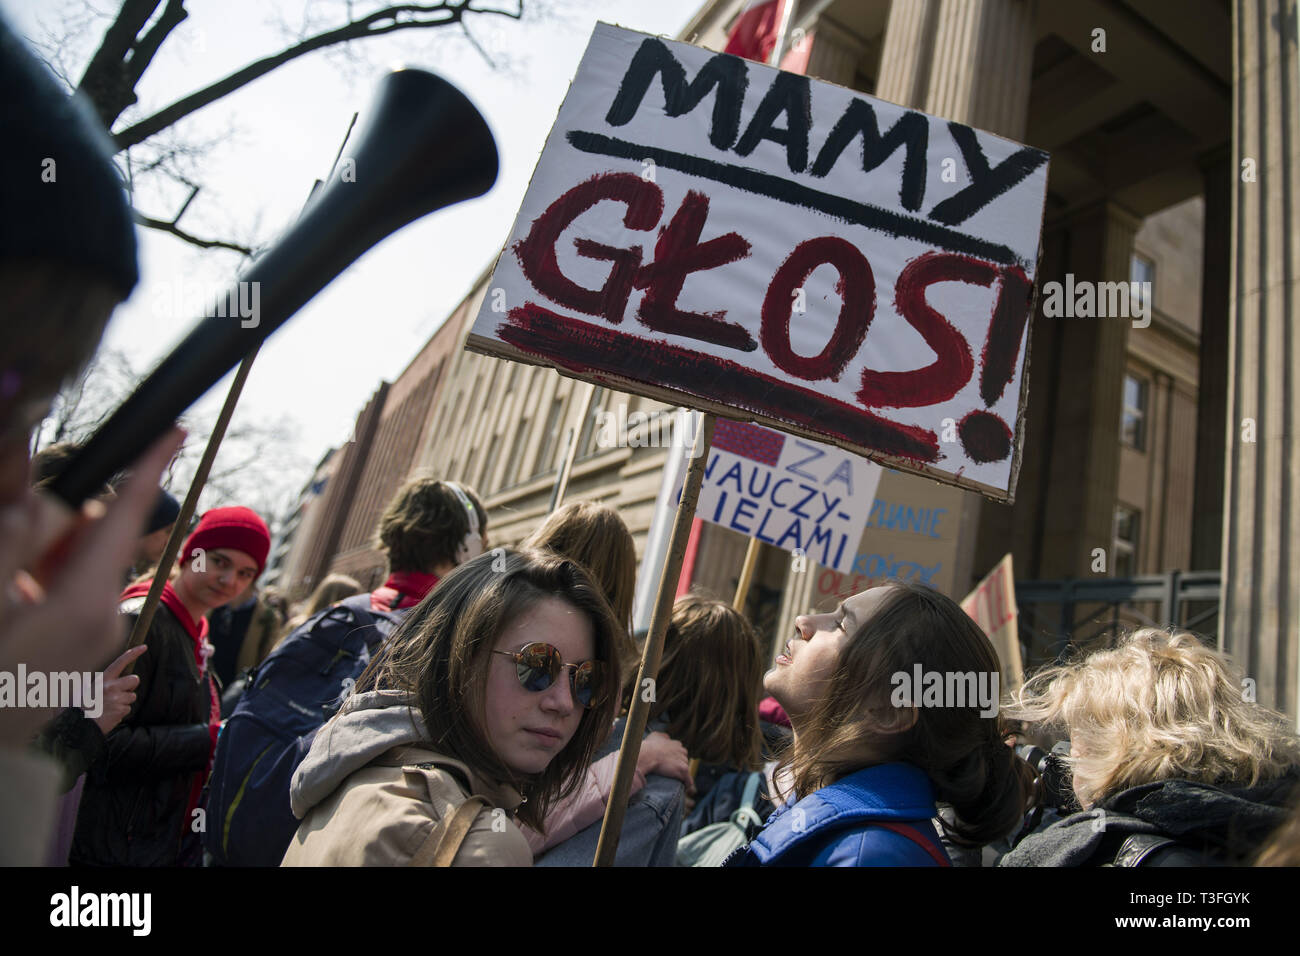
left=957, top=265, right=1033, bottom=464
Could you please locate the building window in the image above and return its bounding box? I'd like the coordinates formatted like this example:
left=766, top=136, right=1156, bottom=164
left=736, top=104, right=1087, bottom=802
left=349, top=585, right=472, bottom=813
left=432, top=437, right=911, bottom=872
left=1113, top=505, right=1140, bottom=578
left=577, top=387, right=607, bottom=458
left=439, top=390, right=462, bottom=440
left=465, top=373, right=481, bottom=424
left=533, top=397, right=566, bottom=477
left=1131, top=253, right=1155, bottom=314
left=1121, top=374, right=1147, bottom=451
left=479, top=433, right=502, bottom=491
left=503, top=416, right=532, bottom=487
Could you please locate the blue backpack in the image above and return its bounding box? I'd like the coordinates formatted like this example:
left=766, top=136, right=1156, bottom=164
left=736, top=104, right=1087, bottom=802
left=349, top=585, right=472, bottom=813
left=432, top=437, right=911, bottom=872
left=204, top=593, right=400, bottom=866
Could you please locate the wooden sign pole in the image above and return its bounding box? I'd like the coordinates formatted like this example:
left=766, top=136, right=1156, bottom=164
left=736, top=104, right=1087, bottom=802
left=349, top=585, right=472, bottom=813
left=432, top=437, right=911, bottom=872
left=122, top=164, right=348, bottom=670
left=593, top=412, right=715, bottom=866
left=123, top=347, right=260, bottom=668
left=733, top=537, right=762, bottom=612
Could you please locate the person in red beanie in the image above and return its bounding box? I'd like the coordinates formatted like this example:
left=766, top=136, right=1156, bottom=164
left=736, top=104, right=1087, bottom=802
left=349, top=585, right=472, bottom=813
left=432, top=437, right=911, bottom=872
left=70, top=506, right=270, bottom=867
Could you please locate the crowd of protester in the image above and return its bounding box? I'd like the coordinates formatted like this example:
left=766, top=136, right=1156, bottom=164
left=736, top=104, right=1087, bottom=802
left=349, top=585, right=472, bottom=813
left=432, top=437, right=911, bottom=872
left=4, top=11, right=1300, bottom=869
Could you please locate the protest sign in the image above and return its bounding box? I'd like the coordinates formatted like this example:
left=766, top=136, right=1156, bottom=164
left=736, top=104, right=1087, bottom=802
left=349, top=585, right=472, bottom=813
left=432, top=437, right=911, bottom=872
left=815, top=469, right=969, bottom=600
left=960, top=553, right=1023, bottom=687
left=687, top=419, right=881, bottom=573
left=468, top=22, right=1049, bottom=501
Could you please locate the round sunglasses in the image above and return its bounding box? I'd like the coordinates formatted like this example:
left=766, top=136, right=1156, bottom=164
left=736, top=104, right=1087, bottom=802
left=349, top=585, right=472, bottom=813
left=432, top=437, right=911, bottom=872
left=493, top=642, right=604, bottom=709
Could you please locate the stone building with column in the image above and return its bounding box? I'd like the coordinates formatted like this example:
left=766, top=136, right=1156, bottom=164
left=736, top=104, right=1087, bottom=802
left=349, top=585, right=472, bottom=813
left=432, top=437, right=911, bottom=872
left=276, top=0, right=1297, bottom=721
left=686, top=0, right=1294, bottom=718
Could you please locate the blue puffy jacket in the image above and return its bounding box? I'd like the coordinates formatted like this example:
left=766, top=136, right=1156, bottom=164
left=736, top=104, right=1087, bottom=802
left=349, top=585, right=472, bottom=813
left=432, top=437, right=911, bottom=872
left=724, top=762, right=951, bottom=867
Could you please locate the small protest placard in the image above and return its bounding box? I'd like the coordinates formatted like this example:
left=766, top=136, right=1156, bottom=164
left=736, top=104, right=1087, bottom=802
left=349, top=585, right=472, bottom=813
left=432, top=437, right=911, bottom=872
left=816, top=471, right=969, bottom=599
left=960, top=553, right=1023, bottom=687
left=688, top=419, right=881, bottom=573
left=469, top=23, right=1049, bottom=500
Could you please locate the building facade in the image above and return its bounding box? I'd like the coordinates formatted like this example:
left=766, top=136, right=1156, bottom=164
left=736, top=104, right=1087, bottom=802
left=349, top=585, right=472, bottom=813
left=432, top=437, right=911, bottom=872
left=277, top=0, right=1299, bottom=720
left=262, top=447, right=339, bottom=592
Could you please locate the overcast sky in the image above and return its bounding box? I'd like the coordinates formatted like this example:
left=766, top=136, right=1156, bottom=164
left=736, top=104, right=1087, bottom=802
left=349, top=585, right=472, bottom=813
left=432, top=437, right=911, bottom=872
left=6, top=0, right=701, bottom=510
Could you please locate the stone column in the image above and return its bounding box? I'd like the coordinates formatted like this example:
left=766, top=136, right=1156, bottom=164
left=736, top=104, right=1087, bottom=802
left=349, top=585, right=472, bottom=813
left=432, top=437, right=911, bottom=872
left=876, top=0, right=1037, bottom=138
left=1222, top=0, right=1300, bottom=719
left=803, top=15, right=866, bottom=87
left=1026, top=202, right=1141, bottom=580
left=1191, top=147, right=1232, bottom=571
left=875, top=0, right=940, bottom=107
left=872, top=0, right=1039, bottom=600
left=1146, top=371, right=1173, bottom=571
left=924, top=0, right=1037, bottom=140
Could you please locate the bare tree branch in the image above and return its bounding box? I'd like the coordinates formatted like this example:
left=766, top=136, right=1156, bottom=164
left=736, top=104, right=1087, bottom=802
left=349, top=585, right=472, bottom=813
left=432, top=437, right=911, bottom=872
left=112, top=1, right=523, bottom=151
left=54, top=0, right=527, bottom=254
left=172, top=182, right=200, bottom=222
left=458, top=17, right=497, bottom=67
left=124, top=122, right=238, bottom=188
left=36, top=349, right=141, bottom=452
left=28, top=1, right=106, bottom=89
left=133, top=209, right=254, bottom=254
left=42, top=350, right=308, bottom=524
left=77, top=0, right=174, bottom=127
left=122, top=0, right=188, bottom=92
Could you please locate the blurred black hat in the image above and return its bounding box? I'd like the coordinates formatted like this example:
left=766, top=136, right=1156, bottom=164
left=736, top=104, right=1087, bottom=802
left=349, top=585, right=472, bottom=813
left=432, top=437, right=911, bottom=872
left=0, top=12, right=138, bottom=297
left=147, top=489, right=181, bottom=535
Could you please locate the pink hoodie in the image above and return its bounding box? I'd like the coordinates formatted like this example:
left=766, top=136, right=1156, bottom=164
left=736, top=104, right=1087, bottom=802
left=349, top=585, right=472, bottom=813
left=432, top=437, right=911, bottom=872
left=522, top=751, right=647, bottom=857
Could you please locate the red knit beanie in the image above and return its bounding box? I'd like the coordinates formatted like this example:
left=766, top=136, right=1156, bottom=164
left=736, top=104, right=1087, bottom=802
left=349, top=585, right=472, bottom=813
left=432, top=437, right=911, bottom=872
left=182, top=506, right=271, bottom=576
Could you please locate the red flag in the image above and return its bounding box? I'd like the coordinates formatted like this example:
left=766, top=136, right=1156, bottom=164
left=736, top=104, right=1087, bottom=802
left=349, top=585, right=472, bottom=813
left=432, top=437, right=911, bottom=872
left=723, top=0, right=811, bottom=73
left=723, top=0, right=786, bottom=64
left=781, top=26, right=812, bottom=74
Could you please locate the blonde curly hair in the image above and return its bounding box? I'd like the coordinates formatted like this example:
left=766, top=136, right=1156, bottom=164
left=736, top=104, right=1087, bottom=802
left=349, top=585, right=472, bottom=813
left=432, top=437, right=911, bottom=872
left=1004, top=627, right=1300, bottom=809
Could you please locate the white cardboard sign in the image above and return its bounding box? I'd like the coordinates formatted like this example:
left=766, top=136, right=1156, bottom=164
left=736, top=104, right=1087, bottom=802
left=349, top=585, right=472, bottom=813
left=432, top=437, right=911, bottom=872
left=468, top=23, right=1049, bottom=501
left=690, top=419, right=882, bottom=573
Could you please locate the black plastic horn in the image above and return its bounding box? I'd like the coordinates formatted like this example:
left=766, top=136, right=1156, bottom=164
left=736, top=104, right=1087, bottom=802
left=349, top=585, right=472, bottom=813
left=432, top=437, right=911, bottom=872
left=48, top=68, right=498, bottom=508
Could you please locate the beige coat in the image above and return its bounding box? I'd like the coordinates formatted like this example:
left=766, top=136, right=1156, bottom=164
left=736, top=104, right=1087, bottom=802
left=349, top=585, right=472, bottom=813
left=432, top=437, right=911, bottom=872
left=281, top=690, right=532, bottom=867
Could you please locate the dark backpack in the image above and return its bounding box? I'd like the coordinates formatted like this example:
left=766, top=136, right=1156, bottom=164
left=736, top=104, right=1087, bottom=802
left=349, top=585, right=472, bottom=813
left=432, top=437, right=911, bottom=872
left=203, top=594, right=400, bottom=866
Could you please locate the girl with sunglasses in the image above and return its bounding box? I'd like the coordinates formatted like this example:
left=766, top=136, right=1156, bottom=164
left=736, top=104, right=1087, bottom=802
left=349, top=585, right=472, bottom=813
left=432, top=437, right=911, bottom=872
left=529, top=595, right=763, bottom=865
left=725, top=580, right=1030, bottom=867
left=519, top=501, right=694, bottom=859
left=282, top=548, right=627, bottom=866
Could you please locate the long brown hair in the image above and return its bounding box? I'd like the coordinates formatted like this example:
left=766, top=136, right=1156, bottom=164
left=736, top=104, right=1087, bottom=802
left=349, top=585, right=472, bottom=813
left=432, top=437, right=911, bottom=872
left=523, top=499, right=637, bottom=632
left=638, top=595, right=764, bottom=770
left=355, top=547, right=628, bottom=831
left=780, top=579, right=1030, bottom=846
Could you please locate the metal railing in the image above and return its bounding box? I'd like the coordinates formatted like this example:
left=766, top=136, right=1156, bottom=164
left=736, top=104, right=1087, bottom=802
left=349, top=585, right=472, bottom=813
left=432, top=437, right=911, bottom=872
left=1015, top=570, right=1221, bottom=669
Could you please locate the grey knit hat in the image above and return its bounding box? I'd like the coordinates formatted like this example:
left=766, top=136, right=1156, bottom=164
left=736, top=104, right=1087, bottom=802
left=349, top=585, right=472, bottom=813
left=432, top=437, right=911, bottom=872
left=0, top=12, right=139, bottom=297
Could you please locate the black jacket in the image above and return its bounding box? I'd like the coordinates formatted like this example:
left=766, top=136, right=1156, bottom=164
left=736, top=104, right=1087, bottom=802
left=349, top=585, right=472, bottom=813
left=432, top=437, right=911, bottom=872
left=999, top=771, right=1300, bottom=867
left=70, top=597, right=215, bottom=866
left=36, top=707, right=107, bottom=792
